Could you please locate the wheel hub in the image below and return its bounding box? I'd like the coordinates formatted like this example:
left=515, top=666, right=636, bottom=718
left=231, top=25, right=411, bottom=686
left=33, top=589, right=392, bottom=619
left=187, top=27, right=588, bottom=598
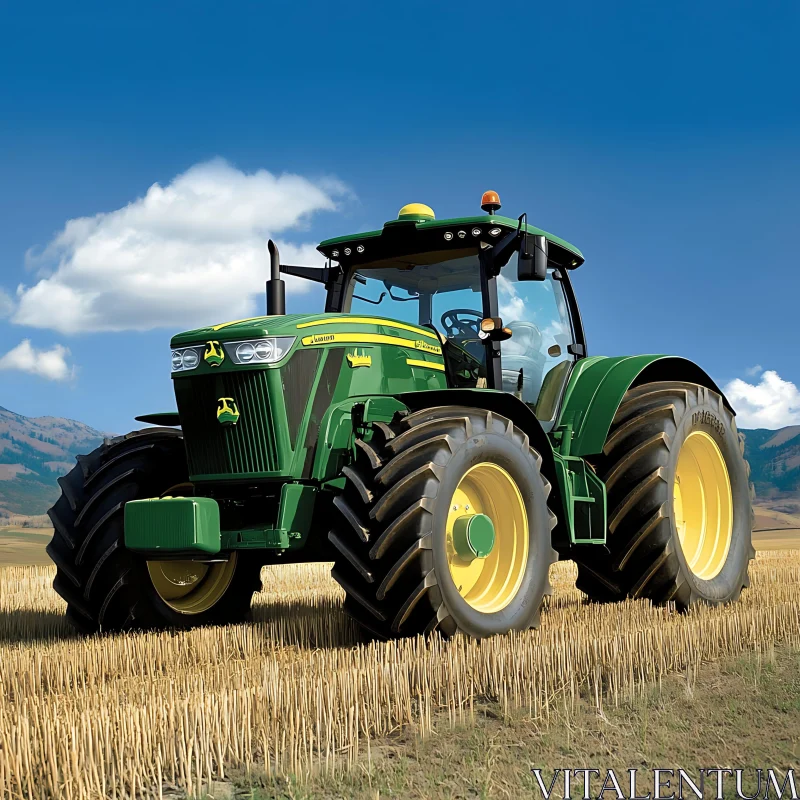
left=452, top=513, right=496, bottom=561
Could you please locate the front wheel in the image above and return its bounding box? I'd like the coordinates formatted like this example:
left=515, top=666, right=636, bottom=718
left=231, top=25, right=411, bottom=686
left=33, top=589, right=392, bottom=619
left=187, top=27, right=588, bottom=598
left=328, top=406, right=558, bottom=640
left=46, top=428, right=262, bottom=634
left=574, top=381, right=754, bottom=608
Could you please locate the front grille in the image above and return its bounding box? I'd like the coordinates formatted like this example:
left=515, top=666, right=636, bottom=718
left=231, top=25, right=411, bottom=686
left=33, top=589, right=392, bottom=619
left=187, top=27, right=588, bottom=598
left=175, top=370, right=280, bottom=478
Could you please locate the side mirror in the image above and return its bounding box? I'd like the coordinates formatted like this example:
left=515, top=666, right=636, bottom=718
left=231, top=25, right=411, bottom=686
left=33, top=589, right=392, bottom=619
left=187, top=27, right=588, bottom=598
left=517, top=233, right=548, bottom=281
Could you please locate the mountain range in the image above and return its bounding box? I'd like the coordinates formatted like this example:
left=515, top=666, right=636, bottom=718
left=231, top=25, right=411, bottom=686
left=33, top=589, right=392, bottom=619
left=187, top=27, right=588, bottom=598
left=740, top=425, right=800, bottom=514
left=0, top=405, right=797, bottom=517
left=0, top=406, right=108, bottom=516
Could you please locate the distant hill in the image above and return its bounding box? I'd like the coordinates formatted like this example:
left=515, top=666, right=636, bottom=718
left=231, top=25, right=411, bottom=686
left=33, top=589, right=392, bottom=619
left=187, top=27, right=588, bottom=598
left=0, top=406, right=108, bottom=516
left=740, top=426, right=800, bottom=514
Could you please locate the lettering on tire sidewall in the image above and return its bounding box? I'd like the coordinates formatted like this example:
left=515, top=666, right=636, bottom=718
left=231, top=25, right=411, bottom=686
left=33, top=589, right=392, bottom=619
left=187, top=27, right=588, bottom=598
left=691, top=409, right=725, bottom=438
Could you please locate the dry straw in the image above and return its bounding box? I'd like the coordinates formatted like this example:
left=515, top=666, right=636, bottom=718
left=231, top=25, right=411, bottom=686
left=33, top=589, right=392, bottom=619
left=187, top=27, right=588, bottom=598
left=1, top=552, right=799, bottom=798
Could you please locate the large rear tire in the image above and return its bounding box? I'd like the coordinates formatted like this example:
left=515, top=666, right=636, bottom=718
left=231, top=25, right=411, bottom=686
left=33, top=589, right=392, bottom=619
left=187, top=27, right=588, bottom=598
left=574, top=381, right=754, bottom=608
left=329, top=406, right=558, bottom=639
left=46, top=428, right=262, bottom=634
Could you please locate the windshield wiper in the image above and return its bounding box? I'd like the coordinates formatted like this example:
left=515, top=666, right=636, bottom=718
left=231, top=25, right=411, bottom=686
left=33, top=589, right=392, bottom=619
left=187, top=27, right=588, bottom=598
left=387, top=286, right=419, bottom=303
left=353, top=291, right=387, bottom=305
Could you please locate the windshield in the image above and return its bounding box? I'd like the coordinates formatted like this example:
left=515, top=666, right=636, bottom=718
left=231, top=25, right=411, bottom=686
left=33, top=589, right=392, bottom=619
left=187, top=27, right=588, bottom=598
left=343, top=250, right=576, bottom=413
left=347, top=254, right=488, bottom=387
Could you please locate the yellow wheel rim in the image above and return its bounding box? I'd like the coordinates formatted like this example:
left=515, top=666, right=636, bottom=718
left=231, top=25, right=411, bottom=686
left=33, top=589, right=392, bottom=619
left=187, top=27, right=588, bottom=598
left=146, top=481, right=237, bottom=615
left=147, top=554, right=238, bottom=615
left=446, top=462, right=528, bottom=613
left=673, top=431, right=733, bottom=580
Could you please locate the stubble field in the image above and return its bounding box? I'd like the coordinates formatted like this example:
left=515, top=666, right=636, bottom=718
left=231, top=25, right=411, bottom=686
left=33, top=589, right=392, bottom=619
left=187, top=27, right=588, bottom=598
left=1, top=550, right=800, bottom=799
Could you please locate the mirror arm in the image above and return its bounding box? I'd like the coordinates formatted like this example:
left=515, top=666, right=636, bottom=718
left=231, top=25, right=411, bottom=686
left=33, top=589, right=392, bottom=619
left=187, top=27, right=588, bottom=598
left=489, top=228, right=524, bottom=274
left=280, top=263, right=336, bottom=285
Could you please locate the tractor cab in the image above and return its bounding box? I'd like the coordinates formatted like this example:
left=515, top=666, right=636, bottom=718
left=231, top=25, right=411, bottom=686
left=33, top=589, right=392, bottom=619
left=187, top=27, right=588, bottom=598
left=279, top=192, right=587, bottom=423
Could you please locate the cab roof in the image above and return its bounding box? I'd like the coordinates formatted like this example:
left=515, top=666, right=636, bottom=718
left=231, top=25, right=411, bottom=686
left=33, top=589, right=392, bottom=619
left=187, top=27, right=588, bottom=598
left=318, top=212, right=584, bottom=270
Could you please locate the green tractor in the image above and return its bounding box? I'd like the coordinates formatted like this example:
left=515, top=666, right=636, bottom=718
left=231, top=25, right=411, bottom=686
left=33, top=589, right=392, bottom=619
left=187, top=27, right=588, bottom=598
left=47, top=192, right=754, bottom=638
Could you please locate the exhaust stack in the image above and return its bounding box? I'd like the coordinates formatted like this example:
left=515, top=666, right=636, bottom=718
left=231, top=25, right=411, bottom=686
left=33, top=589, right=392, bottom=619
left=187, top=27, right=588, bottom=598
left=266, top=239, right=286, bottom=315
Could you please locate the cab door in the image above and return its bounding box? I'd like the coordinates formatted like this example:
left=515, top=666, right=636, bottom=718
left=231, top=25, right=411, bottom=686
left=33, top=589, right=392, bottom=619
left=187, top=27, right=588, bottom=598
left=497, top=265, right=577, bottom=421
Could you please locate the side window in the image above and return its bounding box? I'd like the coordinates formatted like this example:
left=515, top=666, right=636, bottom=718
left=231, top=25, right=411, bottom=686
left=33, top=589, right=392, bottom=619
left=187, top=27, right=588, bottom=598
left=498, top=267, right=574, bottom=419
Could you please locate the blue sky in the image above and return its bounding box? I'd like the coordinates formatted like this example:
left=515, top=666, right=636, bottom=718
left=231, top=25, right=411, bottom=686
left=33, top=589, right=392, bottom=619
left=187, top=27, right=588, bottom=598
left=0, top=0, right=798, bottom=433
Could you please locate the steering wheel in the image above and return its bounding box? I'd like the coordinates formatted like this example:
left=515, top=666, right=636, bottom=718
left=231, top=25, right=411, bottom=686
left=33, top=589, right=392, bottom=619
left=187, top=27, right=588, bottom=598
left=441, top=309, right=483, bottom=340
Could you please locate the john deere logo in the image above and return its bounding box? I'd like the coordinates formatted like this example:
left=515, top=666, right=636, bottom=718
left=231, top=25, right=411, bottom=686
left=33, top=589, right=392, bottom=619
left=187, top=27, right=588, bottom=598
left=346, top=349, right=372, bottom=369
left=216, top=397, right=240, bottom=426
left=204, top=340, right=224, bottom=367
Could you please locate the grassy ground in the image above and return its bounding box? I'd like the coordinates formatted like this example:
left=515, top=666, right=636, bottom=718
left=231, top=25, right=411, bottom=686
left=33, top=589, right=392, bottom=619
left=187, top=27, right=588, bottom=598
left=0, top=525, right=52, bottom=566
left=4, top=554, right=799, bottom=800
left=1, top=525, right=798, bottom=798
left=753, top=506, right=800, bottom=550
left=238, top=645, right=800, bottom=799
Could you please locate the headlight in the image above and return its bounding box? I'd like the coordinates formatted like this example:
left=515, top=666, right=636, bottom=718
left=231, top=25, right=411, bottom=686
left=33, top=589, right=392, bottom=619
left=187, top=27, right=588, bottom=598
left=182, top=349, right=199, bottom=369
left=171, top=346, right=203, bottom=373
left=224, top=337, right=295, bottom=365
left=236, top=342, right=256, bottom=363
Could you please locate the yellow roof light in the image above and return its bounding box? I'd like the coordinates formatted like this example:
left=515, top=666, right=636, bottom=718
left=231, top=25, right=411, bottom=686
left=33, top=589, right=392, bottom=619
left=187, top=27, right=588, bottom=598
left=398, top=203, right=435, bottom=221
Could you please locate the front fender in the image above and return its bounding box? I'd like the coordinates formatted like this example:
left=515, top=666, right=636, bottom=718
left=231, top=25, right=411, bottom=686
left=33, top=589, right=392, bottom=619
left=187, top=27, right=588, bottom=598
left=557, top=355, right=731, bottom=457
left=135, top=412, right=180, bottom=426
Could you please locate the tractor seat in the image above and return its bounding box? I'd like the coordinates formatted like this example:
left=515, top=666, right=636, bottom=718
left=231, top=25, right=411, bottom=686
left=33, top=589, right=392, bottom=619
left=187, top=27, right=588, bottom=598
left=501, top=321, right=546, bottom=404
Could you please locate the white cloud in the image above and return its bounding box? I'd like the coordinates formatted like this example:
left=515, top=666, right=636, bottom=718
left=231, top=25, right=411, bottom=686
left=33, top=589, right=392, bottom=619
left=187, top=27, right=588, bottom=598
left=0, top=340, right=74, bottom=381
left=744, top=364, right=763, bottom=377
left=0, top=289, right=13, bottom=319
left=724, top=370, right=800, bottom=429
left=12, top=159, right=348, bottom=334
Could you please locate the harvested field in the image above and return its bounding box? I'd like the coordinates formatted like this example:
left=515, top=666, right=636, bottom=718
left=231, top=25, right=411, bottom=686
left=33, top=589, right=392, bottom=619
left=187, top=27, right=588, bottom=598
left=0, top=527, right=52, bottom=567
left=1, top=553, right=800, bottom=798
left=753, top=506, right=800, bottom=550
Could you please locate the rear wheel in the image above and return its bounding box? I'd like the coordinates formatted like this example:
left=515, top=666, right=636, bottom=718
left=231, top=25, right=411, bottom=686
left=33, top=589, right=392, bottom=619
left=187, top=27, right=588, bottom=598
left=574, top=381, right=754, bottom=608
left=328, top=406, right=558, bottom=639
left=46, top=428, right=262, bottom=634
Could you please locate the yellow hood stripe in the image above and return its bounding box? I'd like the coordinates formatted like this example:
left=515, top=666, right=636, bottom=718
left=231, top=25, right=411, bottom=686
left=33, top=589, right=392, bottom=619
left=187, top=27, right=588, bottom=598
left=296, top=317, right=439, bottom=341
left=301, top=332, right=442, bottom=355
left=211, top=317, right=268, bottom=331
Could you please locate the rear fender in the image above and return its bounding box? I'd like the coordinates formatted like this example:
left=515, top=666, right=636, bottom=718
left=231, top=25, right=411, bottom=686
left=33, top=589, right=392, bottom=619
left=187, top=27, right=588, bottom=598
left=398, top=389, right=571, bottom=548
left=557, top=355, right=731, bottom=457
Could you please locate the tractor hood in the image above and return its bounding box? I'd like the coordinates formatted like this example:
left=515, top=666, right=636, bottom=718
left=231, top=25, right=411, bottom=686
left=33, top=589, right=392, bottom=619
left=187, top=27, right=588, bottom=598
left=171, top=313, right=324, bottom=347
left=170, top=312, right=440, bottom=350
